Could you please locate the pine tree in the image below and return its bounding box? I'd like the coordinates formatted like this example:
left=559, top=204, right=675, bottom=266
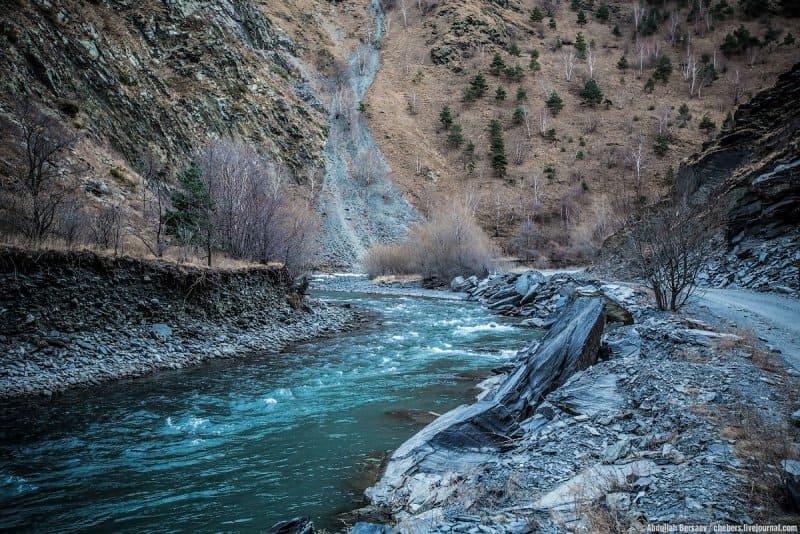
left=653, top=133, right=670, bottom=156
left=580, top=79, right=604, bottom=106
left=546, top=91, right=564, bottom=115
left=495, top=85, right=507, bottom=100
left=490, top=53, right=506, bottom=75
left=577, top=9, right=588, bottom=25
left=439, top=105, right=453, bottom=130
left=516, top=86, right=527, bottom=101
left=699, top=115, right=716, bottom=132
left=166, top=162, right=214, bottom=265
left=530, top=7, right=544, bottom=22
left=596, top=3, right=610, bottom=21
left=549, top=18, right=557, bottom=29
left=513, top=106, right=526, bottom=124
left=448, top=123, right=464, bottom=147
left=574, top=32, right=587, bottom=59
left=617, top=54, right=629, bottom=70
left=471, top=73, right=488, bottom=97
left=678, top=103, right=691, bottom=127
left=509, top=42, right=521, bottom=56
left=488, top=119, right=507, bottom=177
left=653, top=54, right=673, bottom=83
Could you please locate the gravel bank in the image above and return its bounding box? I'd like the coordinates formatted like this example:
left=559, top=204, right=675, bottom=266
left=0, top=248, right=360, bottom=399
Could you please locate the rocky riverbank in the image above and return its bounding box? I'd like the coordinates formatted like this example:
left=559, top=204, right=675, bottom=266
left=350, top=271, right=800, bottom=532
left=0, top=247, right=360, bottom=399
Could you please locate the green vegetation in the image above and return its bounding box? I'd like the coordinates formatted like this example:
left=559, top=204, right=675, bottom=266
left=580, top=79, right=604, bottom=106
left=488, top=119, right=507, bottom=177
left=644, top=77, right=655, bottom=93
left=596, top=3, right=610, bottom=21
left=699, top=115, right=716, bottom=133
left=463, top=73, right=488, bottom=101
left=448, top=123, right=464, bottom=147
left=653, top=54, right=673, bottom=84
left=546, top=91, right=564, bottom=115
left=439, top=105, right=453, bottom=130
left=612, top=24, right=622, bottom=37
left=490, top=53, right=506, bottom=75
left=504, top=65, right=525, bottom=81
left=711, top=0, right=734, bottom=20
left=544, top=164, right=556, bottom=178
left=509, top=42, right=521, bottom=57
left=653, top=133, right=670, bottom=156
left=530, top=7, right=543, bottom=22
left=513, top=106, right=526, bottom=124
left=784, top=33, right=796, bottom=46
left=576, top=149, right=584, bottom=160
left=575, top=32, right=587, bottom=59
left=495, top=85, right=507, bottom=100
left=577, top=9, right=587, bottom=25
left=721, top=25, right=759, bottom=57
left=166, top=163, right=212, bottom=248
left=516, top=87, right=527, bottom=101
left=678, top=103, right=692, bottom=127
left=739, top=0, right=769, bottom=19
left=549, top=18, right=557, bottom=29
left=617, top=55, right=629, bottom=70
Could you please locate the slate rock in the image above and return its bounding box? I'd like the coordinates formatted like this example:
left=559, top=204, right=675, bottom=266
left=266, top=517, right=314, bottom=534
left=784, top=459, right=800, bottom=510
left=602, top=439, right=631, bottom=463
left=350, top=523, right=390, bottom=534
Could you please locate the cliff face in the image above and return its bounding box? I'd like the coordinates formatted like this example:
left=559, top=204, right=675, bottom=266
left=678, top=62, right=800, bottom=242
left=0, top=0, right=330, bottom=179
left=674, top=63, right=800, bottom=291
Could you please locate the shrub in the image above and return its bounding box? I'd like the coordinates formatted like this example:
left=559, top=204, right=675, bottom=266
left=678, top=103, right=691, bottom=127
left=364, top=205, right=496, bottom=283
left=513, top=106, right=526, bottom=124
left=643, top=77, right=655, bottom=93
left=495, top=85, right=507, bottom=100
left=596, top=4, right=610, bottom=20
left=699, top=114, right=716, bottom=132
left=617, top=55, right=629, bottom=70
left=653, top=133, right=670, bottom=156
left=516, top=86, right=527, bottom=101
left=530, top=7, right=544, bottom=22
left=577, top=9, right=587, bottom=25
left=721, top=25, right=759, bottom=57
left=549, top=18, right=557, bottom=29
left=575, top=32, right=587, bottom=58
left=576, top=150, right=584, bottom=160
left=504, top=64, right=525, bottom=81
left=612, top=24, right=622, bottom=37
left=509, top=42, right=521, bottom=56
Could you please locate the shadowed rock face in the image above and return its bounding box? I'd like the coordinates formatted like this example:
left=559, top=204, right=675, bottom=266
left=366, top=297, right=605, bottom=511
left=677, top=63, right=800, bottom=241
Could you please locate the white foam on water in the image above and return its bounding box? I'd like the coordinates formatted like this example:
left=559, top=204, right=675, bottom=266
left=264, top=398, right=278, bottom=405
left=390, top=335, right=405, bottom=341
left=454, top=323, right=517, bottom=336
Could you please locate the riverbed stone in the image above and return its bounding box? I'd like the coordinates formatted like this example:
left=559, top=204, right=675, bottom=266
left=784, top=459, right=800, bottom=510
left=265, top=517, right=314, bottom=534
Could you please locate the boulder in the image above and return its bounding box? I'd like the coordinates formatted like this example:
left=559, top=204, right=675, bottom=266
left=791, top=409, right=800, bottom=426
left=350, top=523, right=390, bottom=534
left=367, top=297, right=606, bottom=511
left=784, top=459, right=800, bottom=510
left=602, top=439, right=631, bottom=463
left=514, top=271, right=544, bottom=296
left=450, top=276, right=465, bottom=291
left=265, top=517, right=314, bottom=534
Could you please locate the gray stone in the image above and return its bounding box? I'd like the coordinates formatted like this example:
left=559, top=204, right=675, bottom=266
left=149, top=323, right=172, bottom=340
left=784, top=459, right=800, bottom=510
left=602, top=439, right=631, bottom=463
left=350, top=523, right=390, bottom=534
left=791, top=409, right=800, bottom=425
left=514, top=271, right=544, bottom=297
left=265, top=517, right=314, bottom=534
left=450, top=276, right=465, bottom=291
left=606, top=492, right=631, bottom=510
left=85, top=179, right=110, bottom=195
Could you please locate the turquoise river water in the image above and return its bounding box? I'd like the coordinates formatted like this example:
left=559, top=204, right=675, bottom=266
left=0, top=290, right=536, bottom=532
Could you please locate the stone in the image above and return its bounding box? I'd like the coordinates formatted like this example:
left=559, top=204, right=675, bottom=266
left=265, top=517, right=314, bottom=534
left=514, top=271, right=543, bottom=297
left=602, top=439, right=631, bottom=463
left=791, top=410, right=800, bottom=426
left=350, top=523, right=390, bottom=534
left=606, top=492, right=631, bottom=510
left=784, top=459, right=800, bottom=510
left=450, top=276, right=465, bottom=291
left=149, top=323, right=172, bottom=341
left=85, top=179, right=110, bottom=195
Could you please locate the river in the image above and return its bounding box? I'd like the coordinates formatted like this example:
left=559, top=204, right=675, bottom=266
left=0, top=289, right=537, bottom=531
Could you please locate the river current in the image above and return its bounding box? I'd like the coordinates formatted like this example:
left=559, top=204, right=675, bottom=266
left=0, top=289, right=537, bottom=531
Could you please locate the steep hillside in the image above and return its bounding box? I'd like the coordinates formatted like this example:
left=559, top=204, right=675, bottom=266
left=677, top=62, right=800, bottom=290
left=365, top=0, right=799, bottom=263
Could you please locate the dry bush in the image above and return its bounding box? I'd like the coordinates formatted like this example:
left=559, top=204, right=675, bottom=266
left=364, top=204, right=496, bottom=283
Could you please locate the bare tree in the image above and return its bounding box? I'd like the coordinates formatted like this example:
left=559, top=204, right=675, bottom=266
left=562, top=49, right=576, bottom=81
left=633, top=3, right=646, bottom=34
left=354, top=146, right=386, bottom=187
left=400, top=0, right=408, bottom=27
left=538, top=107, right=551, bottom=136
left=135, top=151, right=169, bottom=257
left=586, top=47, right=597, bottom=80
left=732, top=69, right=742, bottom=105
left=668, top=12, right=680, bottom=44
left=635, top=39, right=648, bottom=76
left=626, top=138, right=645, bottom=194
left=0, top=98, right=79, bottom=242
left=91, top=203, right=125, bottom=256
left=626, top=201, right=713, bottom=311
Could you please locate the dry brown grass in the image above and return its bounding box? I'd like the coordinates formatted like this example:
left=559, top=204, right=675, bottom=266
left=715, top=326, right=783, bottom=373
left=721, top=403, right=800, bottom=521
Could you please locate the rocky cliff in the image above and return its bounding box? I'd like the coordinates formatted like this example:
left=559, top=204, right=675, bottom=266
left=675, top=62, right=800, bottom=291
left=0, top=0, right=330, bottom=179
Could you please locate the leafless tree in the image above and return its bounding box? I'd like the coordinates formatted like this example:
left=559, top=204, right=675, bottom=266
left=513, top=136, right=528, bottom=165
left=400, top=0, right=408, bottom=26
left=354, top=44, right=371, bottom=76
left=668, top=12, right=680, bottom=45
left=635, top=39, right=648, bottom=76
left=732, top=69, right=742, bottom=105
left=586, top=47, right=597, bottom=80
left=633, top=3, right=646, bottom=34
left=521, top=106, right=533, bottom=138
left=0, top=97, right=79, bottom=242
left=626, top=201, right=713, bottom=311
left=91, top=203, right=125, bottom=256
left=626, top=137, right=645, bottom=194
left=135, top=151, right=169, bottom=257
left=562, top=49, right=575, bottom=81
left=538, top=107, right=551, bottom=136
left=407, top=89, right=418, bottom=114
